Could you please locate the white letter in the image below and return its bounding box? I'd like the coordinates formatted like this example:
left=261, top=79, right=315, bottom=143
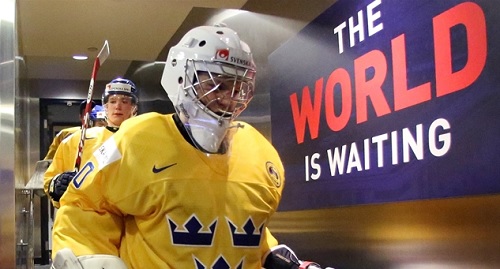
left=327, top=145, right=347, bottom=176
left=305, top=155, right=310, bottom=181
left=402, top=124, right=424, bottom=163
left=429, top=118, right=451, bottom=157
left=347, top=142, right=363, bottom=173
left=364, top=138, right=370, bottom=170
left=349, top=10, right=365, bottom=47
left=372, top=133, right=388, bottom=167
left=391, top=130, right=398, bottom=165
left=334, top=21, right=347, bottom=54
left=311, top=153, right=322, bottom=180
left=367, top=0, right=384, bottom=36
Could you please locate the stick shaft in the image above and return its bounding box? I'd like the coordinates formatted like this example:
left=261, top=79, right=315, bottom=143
left=75, top=41, right=109, bottom=170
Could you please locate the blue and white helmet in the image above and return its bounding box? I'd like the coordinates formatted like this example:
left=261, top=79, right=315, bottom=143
left=102, top=78, right=138, bottom=104
left=161, top=24, right=256, bottom=153
left=90, top=105, right=106, bottom=121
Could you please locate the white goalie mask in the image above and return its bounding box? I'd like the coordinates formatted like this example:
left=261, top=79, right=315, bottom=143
left=161, top=25, right=256, bottom=153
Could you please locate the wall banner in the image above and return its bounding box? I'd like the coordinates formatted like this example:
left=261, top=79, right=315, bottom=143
left=269, top=0, right=500, bottom=211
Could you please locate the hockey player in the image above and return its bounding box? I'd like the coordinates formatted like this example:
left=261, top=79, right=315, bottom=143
left=44, top=78, right=138, bottom=208
left=51, top=25, right=332, bottom=269
left=89, top=105, right=107, bottom=127
left=44, top=100, right=96, bottom=160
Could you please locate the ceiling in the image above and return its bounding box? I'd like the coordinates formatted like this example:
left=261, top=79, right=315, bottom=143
left=17, top=0, right=337, bottom=84
left=17, top=0, right=249, bottom=81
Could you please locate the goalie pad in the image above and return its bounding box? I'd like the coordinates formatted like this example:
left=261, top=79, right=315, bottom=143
left=51, top=248, right=127, bottom=269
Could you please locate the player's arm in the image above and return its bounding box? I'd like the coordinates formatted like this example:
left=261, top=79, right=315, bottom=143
left=54, top=136, right=125, bottom=258
left=259, top=161, right=331, bottom=269
left=44, top=133, right=78, bottom=207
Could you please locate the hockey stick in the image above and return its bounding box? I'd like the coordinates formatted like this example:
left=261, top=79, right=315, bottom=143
left=74, top=40, right=110, bottom=170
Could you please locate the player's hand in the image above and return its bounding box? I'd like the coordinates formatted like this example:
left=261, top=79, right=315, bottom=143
left=263, top=244, right=334, bottom=269
left=49, top=171, right=76, bottom=202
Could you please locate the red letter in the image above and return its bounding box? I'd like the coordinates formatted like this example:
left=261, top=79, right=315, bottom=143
left=290, top=78, right=323, bottom=144
left=354, top=50, right=391, bottom=124
left=325, top=68, right=352, bottom=131
left=392, top=34, right=431, bottom=111
left=433, top=2, right=487, bottom=97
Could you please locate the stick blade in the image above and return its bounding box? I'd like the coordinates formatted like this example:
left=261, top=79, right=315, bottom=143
left=97, top=40, right=110, bottom=65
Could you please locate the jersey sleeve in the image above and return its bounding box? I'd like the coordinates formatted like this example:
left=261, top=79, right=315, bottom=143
left=44, top=127, right=111, bottom=202
left=43, top=132, right=79, bottom=207
left=234, top=122, right=285, bottom=257
left=53, top=135, right=124, bottom=258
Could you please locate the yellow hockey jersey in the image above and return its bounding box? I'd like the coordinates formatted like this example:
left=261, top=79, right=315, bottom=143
left=56, top=113, right=285, bottom=268
left=44, top=127, right=114, bottom=208
left=44, top=126, right=80, bottom=160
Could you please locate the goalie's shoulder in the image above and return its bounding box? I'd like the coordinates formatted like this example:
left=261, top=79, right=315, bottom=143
left=233, top=120, right=272, bottom=148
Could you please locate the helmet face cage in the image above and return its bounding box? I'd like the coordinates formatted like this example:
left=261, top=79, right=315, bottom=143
left=183, top=59, right=255, bottom=122
left=161, top=25, right=257, bottom=153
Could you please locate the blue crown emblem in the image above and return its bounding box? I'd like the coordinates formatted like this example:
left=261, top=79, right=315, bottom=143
left=227, top=217, right=264, bottom=247
left=194, top=256, right=243, bottom=269
left=168, top=215, right=217, bottom=246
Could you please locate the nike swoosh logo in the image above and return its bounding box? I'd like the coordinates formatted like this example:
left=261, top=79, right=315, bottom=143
left=152, top=163, right=177, bottom=173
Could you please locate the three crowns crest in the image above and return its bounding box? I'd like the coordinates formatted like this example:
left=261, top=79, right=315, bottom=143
left=168, top=215, right=264, bottom=247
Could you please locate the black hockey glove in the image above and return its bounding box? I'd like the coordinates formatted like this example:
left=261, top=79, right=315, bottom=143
left=48, top=171, right=76, bottom=202
left=263, top=244, right=333, bottom=269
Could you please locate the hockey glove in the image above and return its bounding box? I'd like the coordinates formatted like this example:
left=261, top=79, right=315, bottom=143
left=263, top=244, right=332, bottom=269
left=49, top=171, right=76, bottom=202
